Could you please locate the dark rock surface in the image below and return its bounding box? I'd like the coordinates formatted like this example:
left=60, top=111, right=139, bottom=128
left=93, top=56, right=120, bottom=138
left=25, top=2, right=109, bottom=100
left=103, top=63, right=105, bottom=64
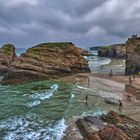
left=90, top=46, right=103, bottom=51
left=98, top=44, right=126, bottom=58
left=125, top=36, right=140, bottom=75
left=64, top=111, right=140, bottom=140
left=2, top=42, right=90, bottom=85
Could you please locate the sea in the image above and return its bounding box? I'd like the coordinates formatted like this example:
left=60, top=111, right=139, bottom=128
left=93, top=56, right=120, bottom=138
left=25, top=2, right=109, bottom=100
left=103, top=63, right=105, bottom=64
left=16, top=48, right=27, bottom=56
left=0, top=49, right=126, bottom=140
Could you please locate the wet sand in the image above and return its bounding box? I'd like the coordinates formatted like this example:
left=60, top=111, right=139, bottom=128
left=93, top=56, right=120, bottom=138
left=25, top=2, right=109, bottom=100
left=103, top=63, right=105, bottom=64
left=59, top=73, right=140, bottom=122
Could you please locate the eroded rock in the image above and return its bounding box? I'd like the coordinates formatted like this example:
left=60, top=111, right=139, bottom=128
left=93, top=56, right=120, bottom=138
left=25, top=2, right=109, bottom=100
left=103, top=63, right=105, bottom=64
left=2, top=42, right=90, bottom=85
left=64, top=111, right=140, bottom=140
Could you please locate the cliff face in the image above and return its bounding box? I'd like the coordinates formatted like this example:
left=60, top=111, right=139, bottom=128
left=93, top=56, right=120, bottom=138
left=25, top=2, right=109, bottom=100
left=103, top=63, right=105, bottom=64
left=0, top=44, right=16, bottom=75
left=125, top=37, right=140, bottom=74
left=2, top=42, right=90, bottom=85
left=98, top=44, right=126, bottom=58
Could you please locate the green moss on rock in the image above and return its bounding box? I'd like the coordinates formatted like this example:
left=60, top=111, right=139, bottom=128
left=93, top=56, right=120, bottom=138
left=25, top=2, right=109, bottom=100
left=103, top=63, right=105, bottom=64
left=2, top=44, right=15, bottom=55
left=27, top=42, right=73, bottom=53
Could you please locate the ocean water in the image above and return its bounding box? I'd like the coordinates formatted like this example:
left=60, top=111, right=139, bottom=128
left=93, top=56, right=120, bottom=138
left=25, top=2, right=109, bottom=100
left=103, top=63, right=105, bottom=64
left=16, top=48, right=27, bottom=56
left=0, top=77, right=124, bottom=140
left=0, top=49, right=126, bottom=139
left=87, top=51, right=125, bottom=74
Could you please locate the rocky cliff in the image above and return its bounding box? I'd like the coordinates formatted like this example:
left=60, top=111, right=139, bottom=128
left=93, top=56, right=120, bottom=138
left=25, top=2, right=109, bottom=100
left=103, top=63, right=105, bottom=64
left=0, top=44, right=16, bottom=75
left=98, top=44, right=126, bottom=58
left=125, top=36, right=140, bottom=74
left=2, top=42, right=90, bottom=85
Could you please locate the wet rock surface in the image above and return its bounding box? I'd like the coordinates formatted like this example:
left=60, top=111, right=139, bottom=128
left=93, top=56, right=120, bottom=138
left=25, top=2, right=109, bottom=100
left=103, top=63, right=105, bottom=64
left=64, top=111, right=140, bottom=140
left=2, top=42, right=90, bottom=85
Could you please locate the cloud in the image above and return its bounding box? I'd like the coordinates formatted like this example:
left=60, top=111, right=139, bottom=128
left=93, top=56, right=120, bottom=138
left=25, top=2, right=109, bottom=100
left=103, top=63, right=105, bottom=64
left=0, top=0, right=140, bottom=48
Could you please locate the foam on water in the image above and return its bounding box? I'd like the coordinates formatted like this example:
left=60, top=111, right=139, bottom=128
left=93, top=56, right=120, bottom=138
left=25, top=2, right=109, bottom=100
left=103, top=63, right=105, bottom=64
left=30, top=92, right=53, bottom=100
left=46, top=118, right=67, bottom=140
left=71, top=94, right=75, bottom=98
left=27, top=100, right=41, bottom=108
left=26, top=84, right=58, bottom=108
left=0, top=114, right=67, bottom=140
left=77, top=85, right=88, bottom=90
left=81, top=109, right=107, bottom=117
left=89, top=56, right=111, bottom=66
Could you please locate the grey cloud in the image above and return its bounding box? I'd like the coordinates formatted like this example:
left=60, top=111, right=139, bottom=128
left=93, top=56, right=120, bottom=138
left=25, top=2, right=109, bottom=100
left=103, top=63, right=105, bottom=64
left=0, top=0, right=140, bottom=48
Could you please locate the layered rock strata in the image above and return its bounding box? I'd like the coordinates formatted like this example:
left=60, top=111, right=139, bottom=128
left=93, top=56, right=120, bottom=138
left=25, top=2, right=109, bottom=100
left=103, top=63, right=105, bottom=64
left=2, top=42, right=90, bottom=85
left=63, top=111, right=140, bottom=140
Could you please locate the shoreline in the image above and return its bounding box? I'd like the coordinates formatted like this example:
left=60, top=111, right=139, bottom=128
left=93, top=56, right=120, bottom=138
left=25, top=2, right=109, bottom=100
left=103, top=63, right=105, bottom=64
left=59, top=72, right=140, bottom=121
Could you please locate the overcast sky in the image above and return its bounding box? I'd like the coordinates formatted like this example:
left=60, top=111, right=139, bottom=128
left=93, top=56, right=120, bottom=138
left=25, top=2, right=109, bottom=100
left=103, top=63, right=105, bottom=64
left=0, top=0, right=140, bottom=48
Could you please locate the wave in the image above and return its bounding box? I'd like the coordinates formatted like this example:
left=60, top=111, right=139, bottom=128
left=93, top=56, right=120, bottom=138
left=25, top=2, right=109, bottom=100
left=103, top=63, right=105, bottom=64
left=26, top=84, right=58, bottom=108
left=0, top=114, right=67, bottom=140
left=81, top=109, right=107, bottom=117
left=71, top=94, right=75, bottom=99
left=26, top=100, right=41, bottom=108
left=77, top=85, right=88, bottom=90
left=46, top=118, right=67, bottom=140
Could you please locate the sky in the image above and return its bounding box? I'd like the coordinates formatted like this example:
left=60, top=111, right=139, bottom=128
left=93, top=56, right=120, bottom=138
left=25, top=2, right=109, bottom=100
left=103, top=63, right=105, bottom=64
left=0, top=0, right=140, bottom=48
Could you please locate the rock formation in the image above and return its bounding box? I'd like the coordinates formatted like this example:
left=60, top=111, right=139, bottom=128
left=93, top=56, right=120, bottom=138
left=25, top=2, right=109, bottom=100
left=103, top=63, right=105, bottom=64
left=125, top=36, right=140, bottom=75
left=2, top=42, right=90, bottom=85
left=77, top=47, right=93, bottom=56
left=98, top=44, right=126, bottom=58
left=63, top=111, right=140, bottom=140
left=0, top=44, right=16, bottom=75
left=90, top=46, right=103, bottom=51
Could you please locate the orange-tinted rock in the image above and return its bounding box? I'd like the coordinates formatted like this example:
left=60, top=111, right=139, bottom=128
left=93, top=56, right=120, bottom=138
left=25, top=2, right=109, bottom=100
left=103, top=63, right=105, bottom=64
left=101, top=111, right=122, bottom=124
left=2, top=42, right=90, bottom=85
left=0, top=44, right=16, bottom=75
left=73, top=111, right=140, bottom=140
left=99, top=125, right=129, bottom=140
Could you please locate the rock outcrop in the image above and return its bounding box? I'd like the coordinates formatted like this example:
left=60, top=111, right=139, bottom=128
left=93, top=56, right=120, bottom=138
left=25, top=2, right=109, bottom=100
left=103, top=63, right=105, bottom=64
left=98, top=44, right=126, bottom=58
left=63, top=111, right=140, bottom=140
left=0, top=44, right=16, bottom=75
left=2, top=42, right=90, bottom=85
left=77, top=48, right=93, bottom=56
left=125, top=36, right=140, bottom=75
left=90, top=46, right=103, bottom=51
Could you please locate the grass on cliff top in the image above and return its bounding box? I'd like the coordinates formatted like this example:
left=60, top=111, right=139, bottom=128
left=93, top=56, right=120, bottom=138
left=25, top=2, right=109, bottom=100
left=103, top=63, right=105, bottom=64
left=28, top=42, right=73, bottom=51
left=27, top=42, right=74, bottom=58
left=2, top=44, right=15, bottom=55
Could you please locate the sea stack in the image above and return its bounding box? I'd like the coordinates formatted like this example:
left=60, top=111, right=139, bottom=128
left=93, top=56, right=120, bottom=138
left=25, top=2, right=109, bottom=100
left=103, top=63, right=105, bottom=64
left=2, top=42, right=90, bottom=85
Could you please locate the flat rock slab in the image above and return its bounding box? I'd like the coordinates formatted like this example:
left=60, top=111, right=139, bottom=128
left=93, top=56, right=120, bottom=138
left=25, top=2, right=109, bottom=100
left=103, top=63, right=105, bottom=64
left=66, top=111, right=140, bottom=140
